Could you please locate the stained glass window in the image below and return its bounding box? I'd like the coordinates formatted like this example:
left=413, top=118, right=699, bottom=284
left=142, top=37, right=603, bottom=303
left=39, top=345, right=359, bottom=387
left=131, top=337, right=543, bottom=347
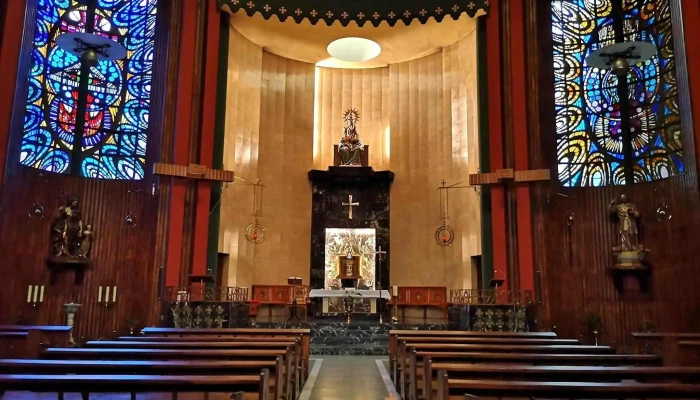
left=552, top=0, right=683, bottom=187
left=20, top=0, right=158, bottom=180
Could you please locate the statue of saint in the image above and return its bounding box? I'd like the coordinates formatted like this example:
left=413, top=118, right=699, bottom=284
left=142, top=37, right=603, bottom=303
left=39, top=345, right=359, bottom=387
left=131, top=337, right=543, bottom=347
left=50, top=197, right=89, bottom=259
left=609, top=194, right=642, bottom=252
left=338, top=108, right=364, bottom=166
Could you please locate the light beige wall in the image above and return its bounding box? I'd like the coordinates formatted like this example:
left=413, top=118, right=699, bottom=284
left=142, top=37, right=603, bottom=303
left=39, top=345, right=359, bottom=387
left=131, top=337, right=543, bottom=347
left=222, top=25, right=480, bottom=291
left=313, top=67, right=391, bottom=170
left=254, top=52, right=315, bottom=285
left=220, top=28, right=263, bottom=287
left=220, top=26, right=314, bottom=289
left=389, top=30, right=480, bottom=291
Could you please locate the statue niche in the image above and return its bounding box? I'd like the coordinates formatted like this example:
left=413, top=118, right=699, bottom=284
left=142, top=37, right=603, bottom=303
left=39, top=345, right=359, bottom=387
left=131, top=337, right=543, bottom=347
left=338, top=108, right=365, bottom=166
left=49, top=197, right=93, bottom=263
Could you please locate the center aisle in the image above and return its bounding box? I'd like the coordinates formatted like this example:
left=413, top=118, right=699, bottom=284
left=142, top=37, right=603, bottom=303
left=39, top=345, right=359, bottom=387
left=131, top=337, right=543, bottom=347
left=300, top=356, right=399, bottom=400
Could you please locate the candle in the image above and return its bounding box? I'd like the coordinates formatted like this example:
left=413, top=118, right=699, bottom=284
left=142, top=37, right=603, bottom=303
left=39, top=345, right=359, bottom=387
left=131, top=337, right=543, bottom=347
left=32, top=286, right=38, bottom=303
left=98, top=286, right=102, bottom=302
left=105, top=286, right=110, bottom=303
left=39, top=286, right=44, bottom=302
left=392, top=286, right=398, bottom=297
left=27, top=286, right=32, bottom=303
left=112, top=286, right=117, bottom=303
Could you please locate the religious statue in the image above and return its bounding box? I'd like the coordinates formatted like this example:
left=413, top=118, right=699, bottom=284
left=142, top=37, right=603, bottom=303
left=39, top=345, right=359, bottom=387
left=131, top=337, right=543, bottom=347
left=50, top=197, right=92, bottom=260
left=338, top=108, right=364, bottom=166
left=609, top=194, right=648, bottom=269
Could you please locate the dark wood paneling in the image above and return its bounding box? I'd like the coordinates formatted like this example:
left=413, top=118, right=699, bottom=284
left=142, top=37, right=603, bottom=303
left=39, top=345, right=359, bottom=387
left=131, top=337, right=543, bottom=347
left=527, top=0, right=700, bottom=346
left=0, top=0, right=180, bottom=340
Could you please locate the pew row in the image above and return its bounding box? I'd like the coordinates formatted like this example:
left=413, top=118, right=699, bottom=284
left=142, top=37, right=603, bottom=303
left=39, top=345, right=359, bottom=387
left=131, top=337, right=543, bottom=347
left=141, top=327, right=311, bottom=380
left=43, top=347, right=295, bottom=400
left=0, top=371, right=271, bottom=400
left=388, top=330, right=556, bottom=381
left=423, top=362, right=700, bottom=400
left=0, top=358, right=286, bottom=400
left=0, top=325, right=72, bottom=358
left=436, top=373, right=700, bottom=400
left=405, top=350, right=661, bottom=400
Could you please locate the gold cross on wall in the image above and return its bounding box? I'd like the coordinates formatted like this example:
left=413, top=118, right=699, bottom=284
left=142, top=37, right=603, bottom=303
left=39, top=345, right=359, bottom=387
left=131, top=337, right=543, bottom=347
left=342, top=195, right=360, bottom=220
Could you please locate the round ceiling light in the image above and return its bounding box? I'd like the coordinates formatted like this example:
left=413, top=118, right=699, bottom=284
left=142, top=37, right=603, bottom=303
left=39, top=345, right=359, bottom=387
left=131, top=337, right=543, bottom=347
left=327, top=37, right=381, bottom=62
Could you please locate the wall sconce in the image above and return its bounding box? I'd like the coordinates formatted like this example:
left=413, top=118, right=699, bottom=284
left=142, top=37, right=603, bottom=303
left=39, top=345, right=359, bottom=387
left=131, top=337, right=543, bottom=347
left=98, top=286, right=117, bottom=307
left=27, top=285, right=45, bottom=307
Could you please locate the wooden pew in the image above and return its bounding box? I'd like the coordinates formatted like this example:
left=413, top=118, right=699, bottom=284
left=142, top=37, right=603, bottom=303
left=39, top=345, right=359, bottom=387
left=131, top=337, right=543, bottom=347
left=401, top=344, right=616, bottom=400
left=388, top=330, right=556, bottom=380
left=393, top=336, right=579, bottom=384
left=44, top=347, right=296, bottom=399
left=436, top=373, right=700, bottom=400
left=423, top=363, right=700, bottom=400
left=632, top=332, right=700, bottom=366
left=0, top=358, right=286, bottom=400
left=404, top=350, right=660, bottom=400
left=0, top=325, right=71, bottom=358
left=87, top=339, right=301, bottom=398
left=0, top=371, right=271, bottom=400
left=141, top=327, right=311, bottom=380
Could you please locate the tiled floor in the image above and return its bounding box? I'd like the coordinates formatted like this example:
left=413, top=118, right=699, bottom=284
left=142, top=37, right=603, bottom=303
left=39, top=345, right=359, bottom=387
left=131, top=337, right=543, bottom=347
left=301, top=356, right=397, bottom=400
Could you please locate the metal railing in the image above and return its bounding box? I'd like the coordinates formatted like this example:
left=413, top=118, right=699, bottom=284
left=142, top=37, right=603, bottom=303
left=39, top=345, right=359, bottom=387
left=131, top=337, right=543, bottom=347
left=450, top=289, right=534, bottom=305
left=163, top=286, right=249, bottom=303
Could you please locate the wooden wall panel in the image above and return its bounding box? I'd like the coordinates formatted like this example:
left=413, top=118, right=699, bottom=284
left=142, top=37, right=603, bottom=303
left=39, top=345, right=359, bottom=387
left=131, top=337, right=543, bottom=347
left=0, top=0, right=178, bottom=339
left=389, top=29, right=480, bottom=291
left=528, top=0, right=700, bottom=345
left=313, top=67, right=391, bottom=170
left=220, top=26, right=315, bottom=289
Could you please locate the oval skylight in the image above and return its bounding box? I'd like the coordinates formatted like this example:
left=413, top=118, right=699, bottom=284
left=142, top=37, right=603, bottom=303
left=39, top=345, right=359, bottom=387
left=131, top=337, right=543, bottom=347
left=327, top=37, right=381, bottom=62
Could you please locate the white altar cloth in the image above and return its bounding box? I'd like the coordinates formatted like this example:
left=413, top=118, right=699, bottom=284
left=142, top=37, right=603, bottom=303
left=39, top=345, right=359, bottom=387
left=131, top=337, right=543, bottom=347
left=309, top=289, right=390, bottom=299
left=309, top=289, right=390, bottom=313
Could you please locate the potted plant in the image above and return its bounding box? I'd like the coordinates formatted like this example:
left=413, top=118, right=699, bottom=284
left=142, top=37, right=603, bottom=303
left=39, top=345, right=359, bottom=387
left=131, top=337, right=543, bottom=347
left=584, top=312, right=603, bottom=346
left=124, top=317, right=140, bottom=335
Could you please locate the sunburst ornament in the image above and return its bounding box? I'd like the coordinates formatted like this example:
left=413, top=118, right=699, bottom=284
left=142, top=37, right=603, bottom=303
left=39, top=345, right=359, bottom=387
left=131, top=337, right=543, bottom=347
left=245, top=222, right=267, bottom=243
left=343, top=108, right=360, bottom=124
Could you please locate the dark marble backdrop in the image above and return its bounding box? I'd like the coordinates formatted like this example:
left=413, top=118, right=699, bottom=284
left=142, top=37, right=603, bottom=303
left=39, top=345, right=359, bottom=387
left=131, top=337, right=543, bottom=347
left=308, top=167, right=394, bottom=290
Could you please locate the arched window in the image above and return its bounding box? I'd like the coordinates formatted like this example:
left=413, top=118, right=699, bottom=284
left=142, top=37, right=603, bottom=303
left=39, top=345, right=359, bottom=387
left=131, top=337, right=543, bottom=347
left=552, top=0, right=683, bottom=187
left=20, top=0, right=158, bottom=180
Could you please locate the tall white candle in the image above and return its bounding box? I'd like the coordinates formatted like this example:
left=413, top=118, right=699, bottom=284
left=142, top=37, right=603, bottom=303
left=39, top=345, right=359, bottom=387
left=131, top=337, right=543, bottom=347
left=27, top=286, right=32, bottom=303
left=392, top=286, right=398, bottom=297
left=112, top=286, right=117, bottom=303
left=39, top=286, right=44, bottom=302
left=32, top=286, right=38, bottom=303
left=98, top=286, right=102, bottom=302
left=105, top=286, right=110, bottom=303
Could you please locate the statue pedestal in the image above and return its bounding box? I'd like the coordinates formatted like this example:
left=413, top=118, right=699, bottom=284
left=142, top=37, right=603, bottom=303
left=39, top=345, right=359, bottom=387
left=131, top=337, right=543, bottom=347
left=47, top=256, right=90, bottom=284
left=611, top=250, right=650, bottom=294
left=63, top=303, right=81, bottom=344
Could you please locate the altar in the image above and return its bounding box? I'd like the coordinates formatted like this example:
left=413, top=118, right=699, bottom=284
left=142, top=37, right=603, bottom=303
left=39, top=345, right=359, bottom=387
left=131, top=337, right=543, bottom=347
left=310, top=289, right=390, bottom=314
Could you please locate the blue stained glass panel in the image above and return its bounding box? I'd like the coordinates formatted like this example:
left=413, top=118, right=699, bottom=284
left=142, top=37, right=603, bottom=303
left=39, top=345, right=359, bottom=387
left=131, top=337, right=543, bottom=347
left=552, top=0, right=684, bottom=187
left=19, top=0, right=158, bottom=180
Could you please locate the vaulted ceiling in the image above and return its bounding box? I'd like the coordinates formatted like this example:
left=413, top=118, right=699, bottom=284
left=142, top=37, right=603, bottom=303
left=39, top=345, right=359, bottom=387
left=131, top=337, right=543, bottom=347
left=227, top=11, right=477, bottom=68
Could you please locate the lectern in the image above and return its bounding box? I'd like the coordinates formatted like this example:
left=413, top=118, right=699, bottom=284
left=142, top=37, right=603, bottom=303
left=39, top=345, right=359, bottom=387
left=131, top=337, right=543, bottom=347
left=337, top=254, right=361, bottom=288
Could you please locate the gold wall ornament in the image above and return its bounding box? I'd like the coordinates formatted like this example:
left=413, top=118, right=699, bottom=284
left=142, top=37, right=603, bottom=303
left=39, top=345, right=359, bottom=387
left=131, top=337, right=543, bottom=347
left=245, top=222, right=267, bottom=243
left=435, top=223, right=455, bottom=246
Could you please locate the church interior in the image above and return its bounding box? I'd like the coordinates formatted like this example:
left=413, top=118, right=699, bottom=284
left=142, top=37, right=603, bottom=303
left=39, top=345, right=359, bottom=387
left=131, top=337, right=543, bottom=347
left=1, top=0, right=700, bottom=398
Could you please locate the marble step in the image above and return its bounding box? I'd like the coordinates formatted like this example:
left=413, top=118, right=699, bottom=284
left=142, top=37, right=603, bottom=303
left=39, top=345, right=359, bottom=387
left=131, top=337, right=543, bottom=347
left=311, top=336, right=389, bottom=346
left=310, top=344, right=390, bottom=356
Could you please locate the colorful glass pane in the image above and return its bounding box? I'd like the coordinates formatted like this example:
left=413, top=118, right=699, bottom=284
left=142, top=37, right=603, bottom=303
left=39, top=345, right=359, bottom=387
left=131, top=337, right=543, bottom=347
left=551, top=0, right=683, bottom=187
left=20, top=0, right=157, bottom=180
